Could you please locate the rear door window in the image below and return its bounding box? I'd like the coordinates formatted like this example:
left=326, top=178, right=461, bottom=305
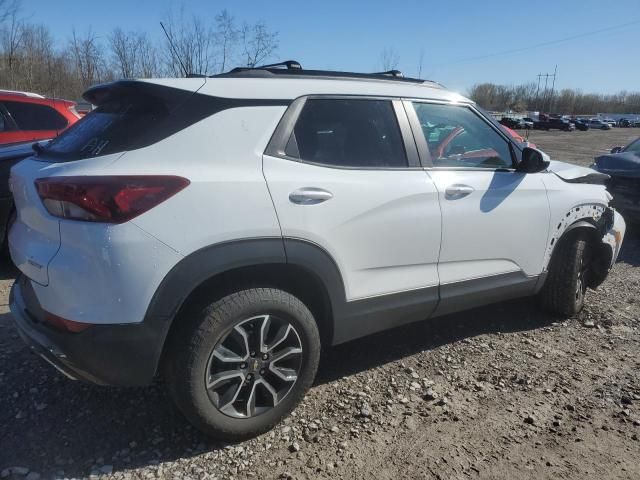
left=3, top=101, right=67, bottom=131
left=286, top=98, right=408, bottom=168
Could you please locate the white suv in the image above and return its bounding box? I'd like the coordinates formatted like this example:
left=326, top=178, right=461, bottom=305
left=8, top=63, right=626, bottom=440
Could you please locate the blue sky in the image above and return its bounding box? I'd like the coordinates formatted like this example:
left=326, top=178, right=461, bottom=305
left=23, top=0, right=640, bottom=95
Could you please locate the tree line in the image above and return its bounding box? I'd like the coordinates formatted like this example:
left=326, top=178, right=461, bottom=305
left=468, top=82, right=640, bottom=115
left=0, top=0, right=278, bottom=100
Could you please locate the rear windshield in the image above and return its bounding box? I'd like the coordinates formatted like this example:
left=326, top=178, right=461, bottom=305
left=40, top=82, right=216, bottom=161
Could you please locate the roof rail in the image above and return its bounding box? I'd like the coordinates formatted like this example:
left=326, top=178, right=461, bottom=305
left=258, top=60, right=302, bottom=70
left=227, top=59, right=302, bottom=75
left=0, top=89, right=45, bottom=99
left=373, top=70, right=405, bottom=78
left=214, top=61, right=439, bottom=86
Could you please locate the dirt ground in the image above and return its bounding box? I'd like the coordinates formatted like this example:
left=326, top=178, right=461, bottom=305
left=1, top=129, right=639, bottom=480
left=526, top=127, right=638, bottom=167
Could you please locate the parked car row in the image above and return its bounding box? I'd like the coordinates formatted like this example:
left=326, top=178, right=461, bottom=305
left=498, top=115, right=640, bottom=132
left=533, top=117, right=575, bottom=131
left=593, top=136, right=640, bottom=224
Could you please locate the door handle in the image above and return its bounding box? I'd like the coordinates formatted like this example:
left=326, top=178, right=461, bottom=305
left=445, top=184, right=474, bottom=199
left=289, top=187, right=333, bottom=205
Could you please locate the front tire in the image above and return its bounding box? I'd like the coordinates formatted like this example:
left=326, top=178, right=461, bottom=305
left=539, top=235, right=590, bottom=316
left=163, top=288, right=321, bottom=440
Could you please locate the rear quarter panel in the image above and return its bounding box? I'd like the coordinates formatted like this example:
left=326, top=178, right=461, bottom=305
left=121, top=105, right=288, bottom=255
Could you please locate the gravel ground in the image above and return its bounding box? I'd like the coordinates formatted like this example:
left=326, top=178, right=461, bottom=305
left=1, top=129, right=639, bottom=480
left=526, top=127, right=638, bottom=167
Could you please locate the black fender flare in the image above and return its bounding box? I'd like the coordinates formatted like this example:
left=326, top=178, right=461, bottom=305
left=145, top=237, right=347, bottom=323
left=146, top=238, right=288, bottom=321
left=142, top=238, right=348, bottom=376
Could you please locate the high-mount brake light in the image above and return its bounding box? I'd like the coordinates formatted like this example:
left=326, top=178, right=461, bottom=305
left=34, top=176, right=190, bottom=223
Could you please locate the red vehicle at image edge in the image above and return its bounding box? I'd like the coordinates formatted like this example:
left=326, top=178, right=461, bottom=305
left=0, top=90, right=80, bottom=145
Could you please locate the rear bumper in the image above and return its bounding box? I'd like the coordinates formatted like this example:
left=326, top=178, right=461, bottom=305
left=10, top=275, right=169, bottom=386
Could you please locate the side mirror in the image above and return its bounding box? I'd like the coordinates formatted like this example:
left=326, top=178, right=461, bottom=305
left=610, top=146, right=623, bottom=154
left=517, top=147, right=550, bottom=173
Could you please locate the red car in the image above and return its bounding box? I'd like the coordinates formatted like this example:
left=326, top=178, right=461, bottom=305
left=0, top=90, right=81, bottom=145
left=500, top=125, right=535, bottom=148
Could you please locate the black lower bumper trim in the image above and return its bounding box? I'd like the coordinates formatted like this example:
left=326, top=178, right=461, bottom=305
left=10, top=276, right=169, bottom=386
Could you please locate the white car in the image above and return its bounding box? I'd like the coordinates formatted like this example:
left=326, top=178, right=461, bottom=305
left=589, top=119, right=612, bottom=130
left=8, top=63, right=626, bottom=440
left=521, top=117, right=535, bottom=129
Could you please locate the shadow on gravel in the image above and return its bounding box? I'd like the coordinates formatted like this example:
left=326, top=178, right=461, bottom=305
left=0, top=293, right=559, bottom=477
left=316, top=296, right=554, bottom=385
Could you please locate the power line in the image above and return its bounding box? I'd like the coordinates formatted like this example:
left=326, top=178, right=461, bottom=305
left=433, top=19, right=640, bottom=67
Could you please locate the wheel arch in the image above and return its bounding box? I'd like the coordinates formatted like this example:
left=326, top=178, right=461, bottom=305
left=544, top=218, right=612, bottom=289
left=147, top=238, right=345, bottom=377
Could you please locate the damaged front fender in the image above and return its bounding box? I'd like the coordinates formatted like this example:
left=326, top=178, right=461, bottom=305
left=589, top=209, right=626, bottom=288
left=548, top=160, right=610, bottom=184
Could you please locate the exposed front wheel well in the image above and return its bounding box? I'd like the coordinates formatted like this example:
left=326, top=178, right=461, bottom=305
left=547, top=225, right=611, bottom=289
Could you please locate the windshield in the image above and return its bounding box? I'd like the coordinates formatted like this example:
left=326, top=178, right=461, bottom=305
left=625, top=138, right=640, bottom=153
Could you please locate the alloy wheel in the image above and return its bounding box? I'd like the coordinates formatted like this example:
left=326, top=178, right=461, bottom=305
left=204, top=315, right=303, bottom=418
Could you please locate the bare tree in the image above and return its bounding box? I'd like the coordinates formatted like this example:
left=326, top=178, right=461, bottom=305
left=0, top=2, right=24, bottom=89
left=68, top=28, right=105, bottom=90
left=0, top=5, right=285, bottom=100
left=20, top=24, right=55, bottom=92
left=109, top=28, right=138, bottom=78
left=215, top=9, right=237, bottom=73
left=162, top=7, right=215, bottom=76
left=467, top=81, right=640, bottom=115
left=0, top=0, right=19, bottom=25
left=137, top=33, right=159, bottom=78
left=379, top=47, right=399, bottom=71
left=240, top=21, right=277, bottom=68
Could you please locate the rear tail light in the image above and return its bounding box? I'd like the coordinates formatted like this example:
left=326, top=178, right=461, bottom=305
left=35, top=176, right=189, bottom=223
left=43, top=311, right=91, bottom=333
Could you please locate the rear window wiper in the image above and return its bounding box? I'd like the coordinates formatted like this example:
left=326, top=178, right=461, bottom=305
left=32, top=142, right=45, bottom=155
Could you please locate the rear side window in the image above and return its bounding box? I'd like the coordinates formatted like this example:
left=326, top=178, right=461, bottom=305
left=2, top=101, right=67, bottom=131
left=286, top=99, right=407, bottom=168
left=41, top=82, right=223, bottom=161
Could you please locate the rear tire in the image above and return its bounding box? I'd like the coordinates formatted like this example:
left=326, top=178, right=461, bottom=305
left=539, top=235, right=590, bottom=316
left=163, top=288, right=321, bottom=440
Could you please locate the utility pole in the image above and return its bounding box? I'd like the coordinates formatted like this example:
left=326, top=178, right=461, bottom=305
left=539, top=73, right=549, bottom=112
left=534, top=67, right=557, bottom=113
left=534, top=74, right=542, bottom=112
left=417, top=49, right=424, bottom=79
left=548, top=64, right=558, bottom=112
